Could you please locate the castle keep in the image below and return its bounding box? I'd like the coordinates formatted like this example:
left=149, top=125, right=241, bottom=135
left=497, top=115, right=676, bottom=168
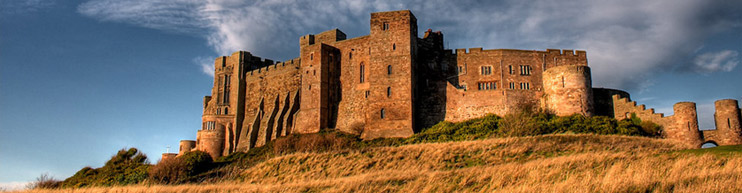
left=170, top=10, right=742, bottom=160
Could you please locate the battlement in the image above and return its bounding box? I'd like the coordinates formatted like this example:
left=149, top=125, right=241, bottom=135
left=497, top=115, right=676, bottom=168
left=247, top=58, right=301, bottom=76
left=300, top=29, right=347, bottom=47
left=612, top=94, right=666, bottom=120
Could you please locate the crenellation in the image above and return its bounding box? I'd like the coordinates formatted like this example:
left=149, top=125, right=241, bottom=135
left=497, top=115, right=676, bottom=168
left=172, top=10, right=740, bottom=159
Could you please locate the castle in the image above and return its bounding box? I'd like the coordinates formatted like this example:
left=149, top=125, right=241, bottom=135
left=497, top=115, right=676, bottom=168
left=163, top=10, right=742, bottom=160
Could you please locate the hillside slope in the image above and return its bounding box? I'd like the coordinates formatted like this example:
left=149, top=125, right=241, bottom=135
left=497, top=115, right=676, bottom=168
left=24, top=134, right=742, bottom=193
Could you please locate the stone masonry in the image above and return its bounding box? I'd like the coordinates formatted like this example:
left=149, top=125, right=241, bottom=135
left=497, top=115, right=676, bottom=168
left=172, top=10, right=742, bottom=159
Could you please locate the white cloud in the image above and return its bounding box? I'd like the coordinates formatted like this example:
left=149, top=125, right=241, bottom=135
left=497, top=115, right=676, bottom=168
left=194, top=56, right=215, bottom=77
left=692, top=50, right=739, bottom=73
left=77, top=0, right=742, bottom=88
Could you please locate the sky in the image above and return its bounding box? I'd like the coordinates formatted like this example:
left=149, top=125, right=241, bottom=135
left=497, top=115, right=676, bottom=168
left=1, top=0, right=741, bottom=189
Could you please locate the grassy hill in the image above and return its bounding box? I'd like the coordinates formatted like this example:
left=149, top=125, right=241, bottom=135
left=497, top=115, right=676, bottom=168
left=22, top=134, right=742, bottom=193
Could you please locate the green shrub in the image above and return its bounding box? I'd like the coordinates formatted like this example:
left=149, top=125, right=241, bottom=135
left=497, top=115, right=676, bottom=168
left=60, top=148, right=150, bottom=188
left=148, top=151, right=213, bottom=184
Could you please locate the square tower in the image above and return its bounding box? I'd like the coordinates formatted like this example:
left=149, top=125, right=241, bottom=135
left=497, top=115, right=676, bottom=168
left=363, top=10, right=418, bottom=139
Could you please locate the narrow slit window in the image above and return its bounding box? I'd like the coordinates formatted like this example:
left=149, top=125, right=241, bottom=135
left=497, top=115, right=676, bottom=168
left=360, top=63, right=365, bottom=83
left=393, top=43, right=396, bottom=50
left=380, top=108, right=386, bottom=119
left=387, top=65, right=392, bottom=75
left=387, top=87, right=391, bottom=97
left=382, top=22, right=389, bottom=30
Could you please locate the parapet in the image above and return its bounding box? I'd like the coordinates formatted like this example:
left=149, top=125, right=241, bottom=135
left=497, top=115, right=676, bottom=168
left=179, top=140, right=196, bottom=155
left=300, top=29, right=347, bottom=47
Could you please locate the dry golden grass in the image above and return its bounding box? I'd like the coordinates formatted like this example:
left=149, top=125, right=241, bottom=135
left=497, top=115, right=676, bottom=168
left=21, top=134, right=742, bottom=193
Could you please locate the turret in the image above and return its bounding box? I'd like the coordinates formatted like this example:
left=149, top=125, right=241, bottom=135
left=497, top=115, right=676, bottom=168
left=178, top=140, right=196, bottom=155
left=196, top=127, right=225, bottom=160
left=713, top=99, right=742, bottom=145
left=668, top=102, right=703, bottom=147
left=542, top=65, right=593, bottom=116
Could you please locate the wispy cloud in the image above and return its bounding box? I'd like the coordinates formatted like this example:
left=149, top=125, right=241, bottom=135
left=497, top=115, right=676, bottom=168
left=692, top=50, right=739, bottom=74
left=77, top=0, right=742, bottom=89
left=194, top=56, right=215, bottom=77
left=1, top=0, right=55, bottom=15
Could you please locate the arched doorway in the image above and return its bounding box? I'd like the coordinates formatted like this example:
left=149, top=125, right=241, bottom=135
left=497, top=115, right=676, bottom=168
left=701, top=141, right=718, bottom=148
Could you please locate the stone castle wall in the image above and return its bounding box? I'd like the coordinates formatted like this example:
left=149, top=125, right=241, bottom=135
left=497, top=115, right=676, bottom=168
left=173, top=10, right=742, bottom=160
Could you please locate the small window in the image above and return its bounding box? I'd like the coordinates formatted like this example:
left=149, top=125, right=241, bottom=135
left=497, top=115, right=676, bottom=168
left=360, top=63, right=365, bottom=83
left=365, top=90, right=370, bottom=98
left=457, top=66, right=463, bottom=74
left=519, top=82, right=530, bottom=90
left=508, top=65, right=513, bottom=74
left=509, top=82, right=515, bottom=89
left=387, top=87, right=391, bottom=97
left=393, top=43, right=396, bottom=50
left=481, top=66, right=492, bottom=75
left=477, top=82, right=497, bottom=90
left=520, top=65, right=532, bottom=75
left=387, top=65, right=392, bottom=75
left=349, top=52, right=352, bottom=59
left=561, top=77, right=565, bottom=88
left=224, top=107, right=228, bottom=115
left=380, top=108, right=386, bottom=119
left=310, top=53, right=314, bottom=60
left=216, top=108, right=221, bottom=115
left=382, top=22, right=389, bottom=30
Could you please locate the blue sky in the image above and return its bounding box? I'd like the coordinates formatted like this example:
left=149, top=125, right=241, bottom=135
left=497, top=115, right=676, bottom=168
left=1, top=0, right=740, bottom=189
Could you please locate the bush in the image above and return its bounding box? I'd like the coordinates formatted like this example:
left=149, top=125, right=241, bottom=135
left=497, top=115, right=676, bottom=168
left=27, top=173, right=61, bottom=189
left=148, top=151, right=213, bottom=184
left=273, top=131, right=355, bottom=155
left=60, top=148, right=150, bottom=188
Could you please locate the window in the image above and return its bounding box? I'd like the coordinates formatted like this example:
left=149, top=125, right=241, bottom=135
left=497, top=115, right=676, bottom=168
left=380, top=108, right=386, bottom=119
left=477, top=82, right=497, bottom=90
left=562, top=76, right=565, bottom=88
left=382, top=22, right=389, bottom=30
left=509, top=65, right=513, bottom=74
left=224, top=107, right=228, bottom=115
left=387, top=65, right=392, bottom=75
left=481, top=66, right=492, bottom=75
left=310, top=53, right=314, bottom=60
left=365, top=90, right=370, bottom=98
left=519, top=82, right=530, bottom=90
left=205, top=121, right=216, bottom=130
left=457, top=66, right=463, bottom=74
left=222, top=59, right=226, bottom=67
left=387, top=87, right=391, bottom=97
left=393, top=43, right=396, bottom=50
left=349, top=52, right=352, bottom=59
left=216, top=108, right=221, bottom=115
left=509, top=82, right=515, bottom=89
left=519, top=65, right=532, bottom=75
left=360, top=63, right=365, bottom=83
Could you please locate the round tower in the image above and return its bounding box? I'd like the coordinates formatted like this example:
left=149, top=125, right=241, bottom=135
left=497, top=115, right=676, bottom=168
left=670, top=102, right=703, bottom=147
left=179, top=140, right=196, bottom=155
left=542, top=65, right=593, bottom=116
left=196, top=128, right=225, bottom=160
left=714, top=99, right=742, bottom=145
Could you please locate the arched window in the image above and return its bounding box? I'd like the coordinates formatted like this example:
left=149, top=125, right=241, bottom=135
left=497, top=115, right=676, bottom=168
left=310, top=53, right=314, bottom=60
left=224, top=107, right=228, bottom=115
left=380, top=108, right=386, bottom=119
left=359, top=63, right=365, bottom=83
left=387, top=87, right=391, bottom=97
left=387, top=65, right=392, bottom=75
